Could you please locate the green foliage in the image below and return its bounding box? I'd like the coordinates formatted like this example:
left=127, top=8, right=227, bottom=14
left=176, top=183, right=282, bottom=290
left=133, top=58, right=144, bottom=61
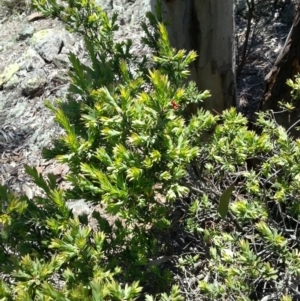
left=217, top=182, right=235, bottom=218
left=1, top=0, right=300, bottom=300
left=32, top=0, right=212, bottom=288
left=0, top=173, right=182, bottom=300
left=1, top=0, right=202, bottom=299
left=180, top=77, right=300, bottom=299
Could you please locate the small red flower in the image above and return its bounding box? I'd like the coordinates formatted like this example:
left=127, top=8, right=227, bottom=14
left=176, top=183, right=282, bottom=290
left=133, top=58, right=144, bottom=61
left=170, top=100, right=179, bottom=110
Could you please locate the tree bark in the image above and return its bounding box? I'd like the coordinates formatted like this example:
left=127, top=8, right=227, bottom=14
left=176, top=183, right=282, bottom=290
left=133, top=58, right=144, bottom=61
left=261, top=5, right=300, bottom=133
left=161, top=0, right=236, bottom=113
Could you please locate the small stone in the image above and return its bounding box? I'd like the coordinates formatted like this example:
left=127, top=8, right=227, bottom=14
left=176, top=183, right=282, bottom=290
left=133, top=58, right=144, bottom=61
left=21, top=70, right=47, bottom=97
left=32, top=30, right=63, bottom=63
left=94, top=0, right=113, bottom=11
left=22, top=48, right=45, bottom=72
left=17, top=25, right=35, bottom=41
left=1, top=41, right=14, bottom=52
left=31, top=29, right=75, bottom=63
left=53, top=53, right=70, bottom=69
left=50, top=70, right=69, bottom=84
left=0, top=63, right=20, bottom=88
left=3, top=74, right=20, bottom=90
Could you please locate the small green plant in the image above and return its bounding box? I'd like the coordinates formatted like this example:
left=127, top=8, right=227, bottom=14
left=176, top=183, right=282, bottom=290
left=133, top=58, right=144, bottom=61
left=31, top=0, right=214, bottom=288
left=0, top=0, right=215, bottom=298
left=0, top=166, right=183, bottom=300
left=180, top=76, right=300, bottom=300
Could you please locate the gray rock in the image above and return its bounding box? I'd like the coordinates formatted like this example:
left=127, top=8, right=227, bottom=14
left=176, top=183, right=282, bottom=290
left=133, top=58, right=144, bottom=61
left=21, top=70, right=47, bottom=97
left=3, top=74, right=20, bottom=90
left=53, top=53, right=70, bottom=69
left=94, top=0, right=113, bottom=11
left=5, top=101, right=27, bottom=120
left=16, top=69, right=28, bottom=78
left=54, top=86, right=69, bottom=98
left=49, top=70, right=70, bottom=84
left=31, top=29, right=64, bottom=63
left=31, top=29, right=75, bottom=63
left=0, top=91, right=19, bottom=114
left=59, top=31, right=76, bottom=54
left=94, top=0, right=153, bottom=25
left=1, top=90, right=20, bottom=110
left=0, top=63, right=20, bottom=88
left=0, top=40, right=14, bottom=54
left=0, top=92, right=5, bottom=111
left=17, top=48, right=45, bottom=72
left=28, top=126, right=44, bottom=144
left=17, top=24, right=35, bottom=41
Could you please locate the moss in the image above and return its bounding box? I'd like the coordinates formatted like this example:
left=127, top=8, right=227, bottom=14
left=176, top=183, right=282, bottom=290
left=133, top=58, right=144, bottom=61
left=0, top=63, right=20, bottom=88
left=31, top=29, right=53, bottom=45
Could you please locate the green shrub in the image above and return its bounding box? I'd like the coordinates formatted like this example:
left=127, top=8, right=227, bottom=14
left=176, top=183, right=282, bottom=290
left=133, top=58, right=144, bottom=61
left=32, top=0, right=212, bottom=288
left=180, top=87, right=300, bottom=299
left=0, top=166, right=183, bottom=300
left=2, top=0, right=300, bottom=300
left=1, top=0, right=208, bottom=299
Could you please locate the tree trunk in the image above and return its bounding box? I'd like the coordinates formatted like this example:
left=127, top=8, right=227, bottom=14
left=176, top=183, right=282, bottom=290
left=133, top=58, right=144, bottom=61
left=161, top=0, right=236, bottom=113
left=261, top=5, right=300, bottom=133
